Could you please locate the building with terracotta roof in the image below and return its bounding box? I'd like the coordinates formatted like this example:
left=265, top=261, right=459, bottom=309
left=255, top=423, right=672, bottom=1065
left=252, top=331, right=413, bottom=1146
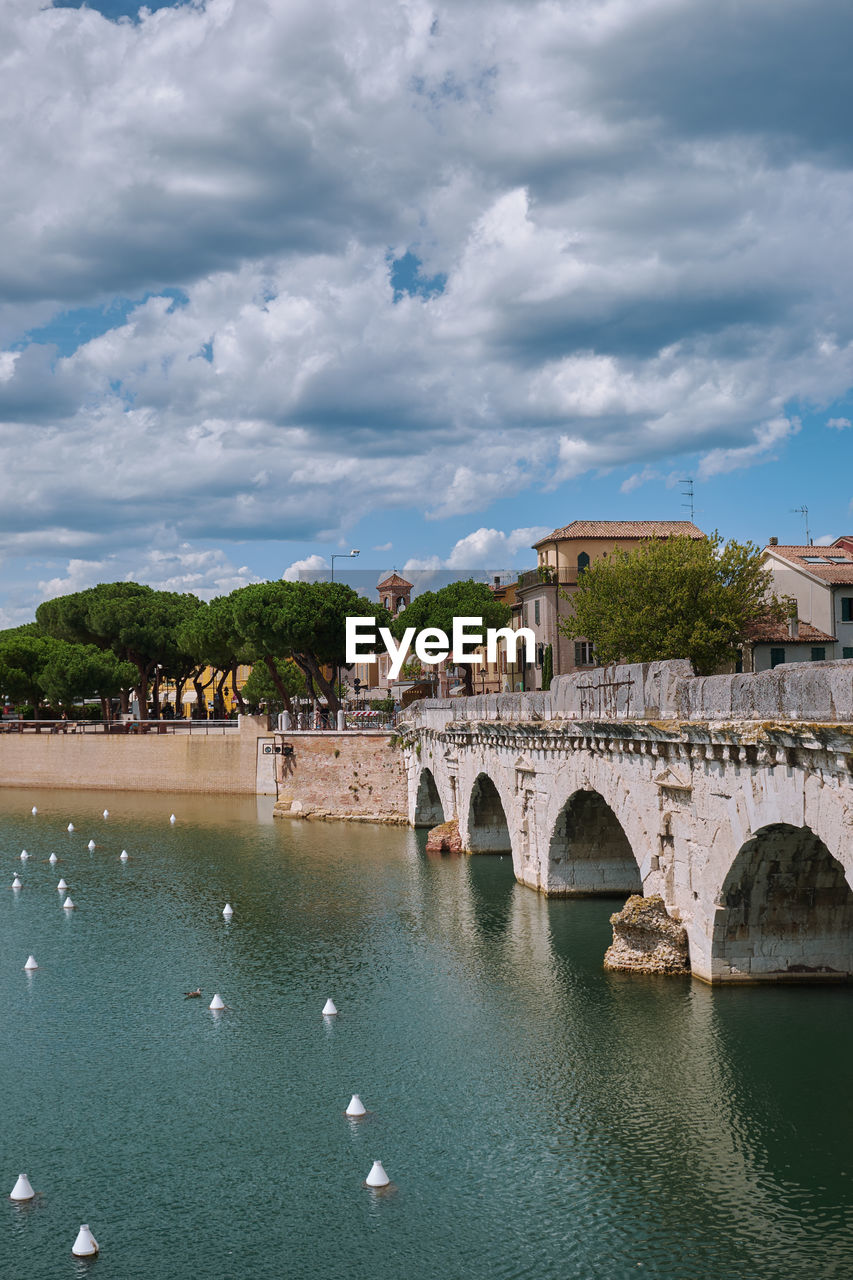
left=760, top=539, right=853, bottom=665
left=516, top=520, right=707, bottom=686
left=740, top=615, right=836, bottom=672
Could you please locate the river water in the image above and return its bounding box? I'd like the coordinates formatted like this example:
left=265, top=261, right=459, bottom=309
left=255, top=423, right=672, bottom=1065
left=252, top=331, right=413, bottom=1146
left=1, top=787, right=851, bottom=1280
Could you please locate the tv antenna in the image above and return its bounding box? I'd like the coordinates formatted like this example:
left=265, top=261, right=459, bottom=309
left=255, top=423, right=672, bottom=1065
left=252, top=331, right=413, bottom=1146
left=680, top=477, right=694, bottom=522
left=791, top=505, right=811, bottom=545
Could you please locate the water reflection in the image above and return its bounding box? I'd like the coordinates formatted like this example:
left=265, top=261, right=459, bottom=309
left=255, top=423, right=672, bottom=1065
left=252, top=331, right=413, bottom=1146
left=1, top=788, right=852, bottom=1280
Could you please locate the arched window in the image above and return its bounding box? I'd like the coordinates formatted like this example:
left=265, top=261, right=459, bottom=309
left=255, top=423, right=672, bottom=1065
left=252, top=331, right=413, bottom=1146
left=577, top=551, right=590, bottom=573
left=384, top=596, right=390, bottom=609
left=397, top=596, right=406, bottom=611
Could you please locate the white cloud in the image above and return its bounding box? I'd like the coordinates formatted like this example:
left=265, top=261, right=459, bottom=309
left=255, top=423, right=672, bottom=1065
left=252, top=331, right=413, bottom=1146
left=283, top=553, right=328, bottom=581
left=404, top=526, right=548, bottom=572
left=827, top=417, right=851, bottom=429
left=445, top=526, right=550, bottom=567
left=0, top=0, right=853, bottom=585
left=372, top=541, right=393, bottom=551
left=698, top=417, right=800, bottom=480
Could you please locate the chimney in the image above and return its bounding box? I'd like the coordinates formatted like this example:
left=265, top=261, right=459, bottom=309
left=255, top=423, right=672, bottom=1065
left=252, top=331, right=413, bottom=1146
left=788, top=613, right=799, bottom=640
left=769, top=536, right=778, bottom=546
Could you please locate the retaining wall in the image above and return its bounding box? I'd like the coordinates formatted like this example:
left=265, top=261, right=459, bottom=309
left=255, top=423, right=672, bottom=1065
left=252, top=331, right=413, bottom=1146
left=273, top=731, right=408, bottom=821
left=0, top=717, right=268, bottom=794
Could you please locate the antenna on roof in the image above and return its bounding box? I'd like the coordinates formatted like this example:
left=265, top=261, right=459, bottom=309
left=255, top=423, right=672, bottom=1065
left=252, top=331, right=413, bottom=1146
left=680, top=478, right=694, bottom=522
left=791, top=505, right=811, bottom=545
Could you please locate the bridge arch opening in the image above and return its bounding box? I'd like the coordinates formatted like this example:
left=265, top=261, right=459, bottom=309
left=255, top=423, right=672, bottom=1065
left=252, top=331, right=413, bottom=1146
left=547, top=790, right=642, bottom=896
left=713, top=823, right=853, bottom=981
left=468, top=774, right=511, bottom=853
left=414, top=768, right=445, bottom=827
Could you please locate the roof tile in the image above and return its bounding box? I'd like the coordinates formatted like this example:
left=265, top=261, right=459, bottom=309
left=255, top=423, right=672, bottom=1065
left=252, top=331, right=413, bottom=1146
left=765, top=546, right=853, bottom=585
left=534, top=520, right=705, bottom=547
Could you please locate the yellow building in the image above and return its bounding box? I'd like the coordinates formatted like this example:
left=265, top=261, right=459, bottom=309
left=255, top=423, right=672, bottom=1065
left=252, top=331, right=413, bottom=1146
left=160, top=664, right=252, bottom=718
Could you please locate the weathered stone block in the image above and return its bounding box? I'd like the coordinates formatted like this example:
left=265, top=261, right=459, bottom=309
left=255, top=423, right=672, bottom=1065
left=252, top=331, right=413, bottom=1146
left=603, top=894, right=690, bottom=975
left=425, top=818, right=462, bottom=853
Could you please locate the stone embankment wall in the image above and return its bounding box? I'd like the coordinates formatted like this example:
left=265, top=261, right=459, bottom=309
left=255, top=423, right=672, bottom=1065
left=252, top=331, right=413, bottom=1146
left=407, top=657, right=853, bottom=727
left=0, top=716, right=268, bottom=794
left=272, top=731, right=408, bottom=822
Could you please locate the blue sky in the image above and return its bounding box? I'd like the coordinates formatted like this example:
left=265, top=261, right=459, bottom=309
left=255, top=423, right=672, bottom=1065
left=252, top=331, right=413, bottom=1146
left=0, top=0, right=851, bottom=622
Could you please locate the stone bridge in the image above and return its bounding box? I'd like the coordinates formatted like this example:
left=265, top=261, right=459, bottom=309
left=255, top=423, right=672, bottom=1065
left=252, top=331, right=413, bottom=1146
left=397, top=659, right=853, bottom=984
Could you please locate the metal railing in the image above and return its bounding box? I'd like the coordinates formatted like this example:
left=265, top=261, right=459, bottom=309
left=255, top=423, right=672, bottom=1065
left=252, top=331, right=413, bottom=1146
left=516, top=569, right=578, bottom=590
left=0, top=719, right=240, bottom=735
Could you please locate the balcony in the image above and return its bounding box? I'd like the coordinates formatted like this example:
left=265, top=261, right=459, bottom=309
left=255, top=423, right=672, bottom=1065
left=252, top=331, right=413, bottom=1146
left=516, top=568, right=579, bottom=591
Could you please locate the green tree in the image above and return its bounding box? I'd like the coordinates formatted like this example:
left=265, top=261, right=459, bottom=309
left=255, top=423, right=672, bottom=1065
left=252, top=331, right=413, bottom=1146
left=229, top=581, right=388, bottom=715
left=177, top=596, right=254, bottom=716
left=0, top=635, right=50, bottom=716
left=241, top=659, right=306, bottom=714
left=394, top=580, right=511, bottom=695
left=37, top=641, right=136, bottom=718
left=36, top=582, right=202, bottom=719
left=558, top=533, right=785, bottom=675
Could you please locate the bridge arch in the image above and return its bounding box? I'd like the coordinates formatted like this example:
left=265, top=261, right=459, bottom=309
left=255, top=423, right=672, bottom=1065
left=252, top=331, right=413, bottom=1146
left=547, top=789, right=642, bottom=896
left=467, top=772, right=512, bottom=853
left=712, top=823, right=853, bottom=982
left=413, top=767, right=446, bottom=827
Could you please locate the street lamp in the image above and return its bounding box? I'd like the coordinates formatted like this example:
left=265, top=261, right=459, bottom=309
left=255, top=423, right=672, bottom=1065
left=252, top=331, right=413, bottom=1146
left=330, top=549, right=360, bottom=582
left=330, top=550, right=360, bottom=717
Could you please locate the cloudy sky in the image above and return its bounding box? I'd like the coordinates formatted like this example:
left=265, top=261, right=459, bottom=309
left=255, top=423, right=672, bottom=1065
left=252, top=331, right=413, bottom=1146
left=1, top=0, right=852, bottom=621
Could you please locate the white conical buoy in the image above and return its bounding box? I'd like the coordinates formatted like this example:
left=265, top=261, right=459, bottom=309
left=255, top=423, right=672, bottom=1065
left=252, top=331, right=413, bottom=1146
left=365, top=1160, right=390, bottom=1188
left=24, top=955, right=38, bottom=970
left=20, top=850, right=29, bottom=860
left=222, top=903, right=233, bottom=919
left=12, top=876, right=22, bottom=890
left=72, top=1224, right=99, bottom=1257
left=10, top=1173, right=35, bottom=1201
left=120, top=850, right=128, bottom=861
left=49, top=853, right=57, bottom=864
left=169, top=813, right=176, bottom=824
left=31, top=806, right=37, bottom=816
left=322, top=998, right=338, bottom=1016
left=103, top=809, right=109, bottom=819
left=63, top=896, right=75, bottom=910
left=67, top=823, right=74, bottom=832
left=57, top=878, right=68, bottom=891
left=209, top=993, right=225, bottom=1010
left=346, top=1094, right=367, bottom=1117
left=87, top=840, right=96, bottom=851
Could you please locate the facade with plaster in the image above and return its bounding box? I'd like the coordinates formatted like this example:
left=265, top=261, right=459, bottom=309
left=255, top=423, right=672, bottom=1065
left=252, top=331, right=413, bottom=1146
left=398, top=659, right=853, bottom=985
left=516, top=520, right=706, bottom=687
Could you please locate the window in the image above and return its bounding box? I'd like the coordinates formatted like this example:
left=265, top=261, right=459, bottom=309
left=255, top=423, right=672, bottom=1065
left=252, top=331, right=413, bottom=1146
left=811, top=647, right=826, bottom=662
left=577, top=551, right=590, bottom=573
left=841, top=597, right=853, bottom=622
left=396, top=596, right=406, bottom=611
left=534, top=600, right=540, bottom=626
left=803, top=556, right=829, bottom=563
left=770, top=647, right=786, bottom=668
left=843, top=647, right=853, bottom=659
left=535, top=643, right=544, bottom=668
left=384, top=596, right=390, bottom=609
left=574, top=641, right=594, bottom=666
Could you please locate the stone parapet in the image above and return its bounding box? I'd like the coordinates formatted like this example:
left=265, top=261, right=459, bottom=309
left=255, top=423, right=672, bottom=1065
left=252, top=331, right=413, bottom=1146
left=402, top=657, right=853, bottom=727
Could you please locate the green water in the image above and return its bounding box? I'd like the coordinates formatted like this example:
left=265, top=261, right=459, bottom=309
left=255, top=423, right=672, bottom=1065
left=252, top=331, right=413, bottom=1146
left=1, top=788, right=851, bottom=1280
